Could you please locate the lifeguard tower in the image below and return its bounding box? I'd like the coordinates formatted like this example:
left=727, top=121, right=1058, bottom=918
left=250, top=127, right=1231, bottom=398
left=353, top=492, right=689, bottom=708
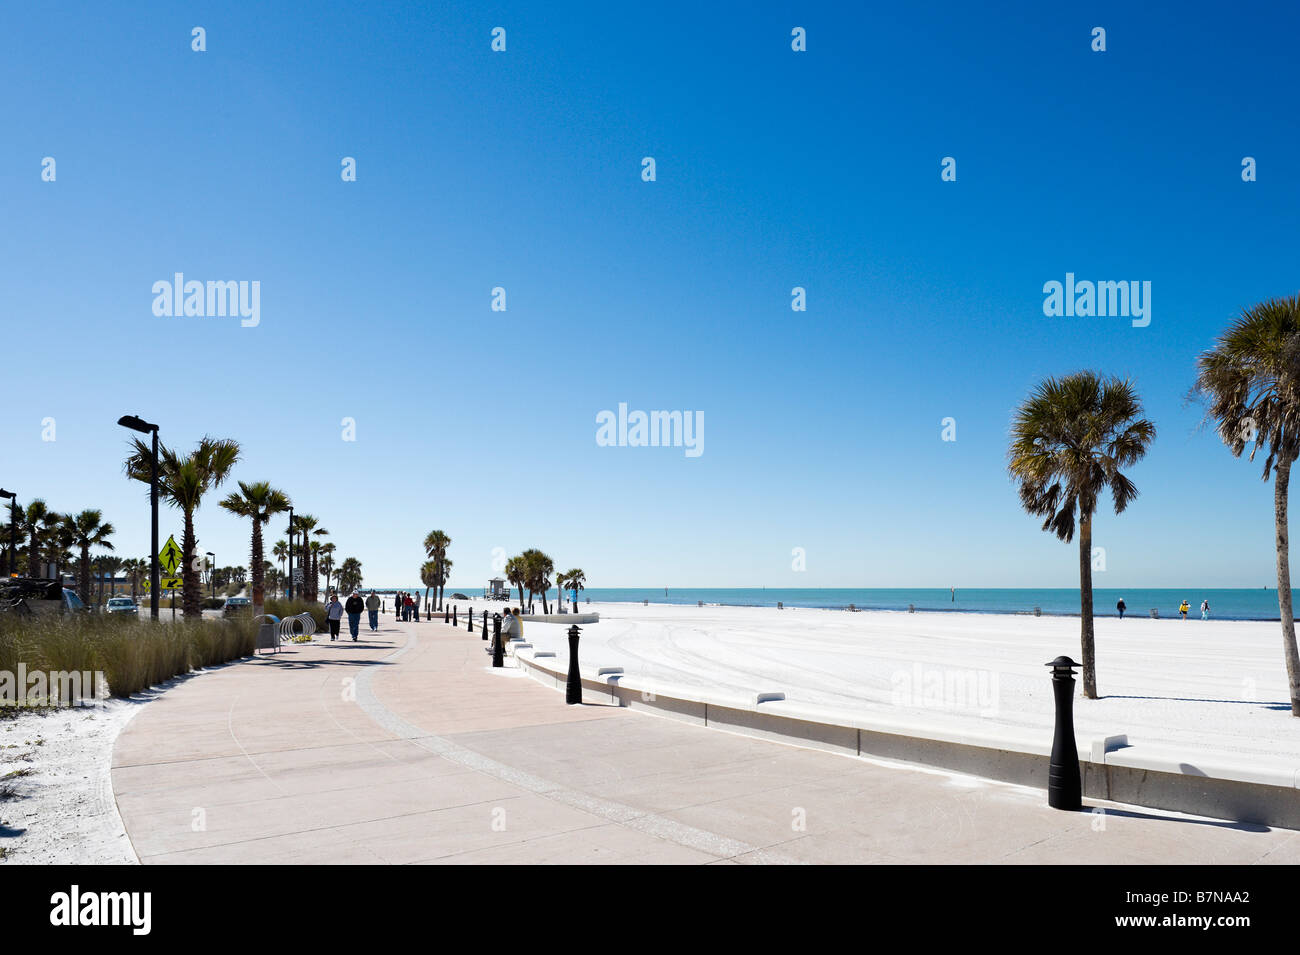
left=483, top=577, right=509, bottom=600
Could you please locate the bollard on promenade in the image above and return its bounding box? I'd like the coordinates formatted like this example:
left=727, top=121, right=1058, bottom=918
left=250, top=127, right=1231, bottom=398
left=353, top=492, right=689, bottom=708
left=452, top=606, right=457, bottom=626
left=482, top=609, right=488, bottom=640
left=468, top=607, right=474, bottom=633
left=565, top=625, right=583, bottom=704
left=492, top=613, right=504, bottom=667
left=1046, top=655, right=1083, bottom=811
left=444, top=606, right=449, bottom=623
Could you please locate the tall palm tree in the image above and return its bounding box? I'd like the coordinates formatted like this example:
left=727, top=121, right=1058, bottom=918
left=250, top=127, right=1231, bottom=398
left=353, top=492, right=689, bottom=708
left=318, top=542, right=337, bottom=596
left=122, top=557, right=145, bottom=600
left=272, top=539, right=288, bottom=577
left=99, top=555, right=123, bottom=601
left=1193, top=294, right=1300, bottom=715
left=42, top=514, right=72, bottom=580
left=219, top=481, right=292, bottom=616
left=1008, top=372, right=1155, bottom=699
left=420, top=559, right=438, bottom=612
left=560, top=568, right=586, bottom=608
left=66, top=510, right=115, bottom=608
left=520, top=548, right=555, bottom=613
left=125, top=435, right=240, bottom=618
left=423, top=530, right=451, bottom=610
left=22, top=500, right=52, bottom=577
left=505, top=556, right=526, bottom=607
left=337, top=557, right=363, bottom=594
left=290, top=515, right=326, bottom=600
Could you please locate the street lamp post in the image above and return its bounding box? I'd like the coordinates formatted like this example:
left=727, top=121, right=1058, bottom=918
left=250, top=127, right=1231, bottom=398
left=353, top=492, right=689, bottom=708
left=287, top=507, right=295, bottom=601
left=118, top=415, right=160, bottom=620
left=0, top=490, right=16, bottom=578
left=206, top=551, right=215, bottom=600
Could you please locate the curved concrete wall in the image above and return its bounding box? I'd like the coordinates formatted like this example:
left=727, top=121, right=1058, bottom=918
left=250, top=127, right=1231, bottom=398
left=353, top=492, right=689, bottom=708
left=511, top=646, right=1300, bottom=830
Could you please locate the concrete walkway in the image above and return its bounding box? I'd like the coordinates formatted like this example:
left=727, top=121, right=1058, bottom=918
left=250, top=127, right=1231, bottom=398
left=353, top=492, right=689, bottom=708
left=111, top=617, right=1300, bottom=864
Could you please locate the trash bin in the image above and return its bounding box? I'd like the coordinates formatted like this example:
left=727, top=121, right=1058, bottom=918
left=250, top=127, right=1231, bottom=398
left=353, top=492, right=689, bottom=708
left=254, top=614, right=281, bottom=652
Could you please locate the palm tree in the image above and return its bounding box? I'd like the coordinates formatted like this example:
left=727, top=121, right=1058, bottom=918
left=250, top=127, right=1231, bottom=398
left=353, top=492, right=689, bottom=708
left=520, top=548, right=555, bottom=613
left=99, top=555, right=123, bottom=601
left=122, top=557, right=145, bottom=600
left=21, top=500, right=52, bottom=577
left=319, top=542, right=337, bottom=595
left=272, top=539, right=288, bottom=577
left=420, top=559, right=438, bottom=612
left=219, top=481, right=292, bottom=616
left=66, top=510, right=115, bottom=608
left=560, top=568, right=586, bottom=608
left=42, top=514, right=72, bottom=580
left=505, top=556, right=526, bottom=607
left=290, top=515, right=327, bottom=600
left=1008, top=372, right=1155, bottom=699
left=337, top=557, right=363, bottom=594
left=423, top=530, right=451, bottom=610
left=125, top=435, right=240, bottom=618
left=1193, top=295, right=1300, bottom=715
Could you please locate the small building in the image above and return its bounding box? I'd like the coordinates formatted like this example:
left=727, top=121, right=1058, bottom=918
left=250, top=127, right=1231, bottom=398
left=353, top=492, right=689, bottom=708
left=484, top=577, right=509, bottom=600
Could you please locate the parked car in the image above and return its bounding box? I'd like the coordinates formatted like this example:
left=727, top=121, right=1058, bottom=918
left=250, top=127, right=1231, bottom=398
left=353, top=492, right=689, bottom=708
left=105, top=596, right=138, bottom=615
left=0, top=578, right=87, bottom=616
left=222, top=596, right=252, bottom=617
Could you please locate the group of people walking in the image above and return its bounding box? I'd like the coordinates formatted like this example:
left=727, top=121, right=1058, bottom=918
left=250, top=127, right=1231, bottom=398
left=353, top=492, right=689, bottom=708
left=1115, top=597, right=1211, bottom=620
left=324, top=590, right=383, bottom=640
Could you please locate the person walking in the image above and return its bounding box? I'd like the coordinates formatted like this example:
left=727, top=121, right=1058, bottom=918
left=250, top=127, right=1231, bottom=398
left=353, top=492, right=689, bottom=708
left=345, top=591, right=364, bottom=640
left=366, top=590, right=380, bottom=631
left=1201, top=598, right=1210, bottom=620
left=325, top=593, right=344, bottom=641
left=1116, top=597, right=1126, bottom=620
left=1179, top=599, right=1190, bottom=620
left=403, top=593, right=414, bottom=622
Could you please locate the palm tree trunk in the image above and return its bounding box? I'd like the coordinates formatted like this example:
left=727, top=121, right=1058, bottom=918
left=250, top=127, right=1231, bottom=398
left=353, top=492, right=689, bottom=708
left=251, top=520, right=265, bottom=617
left=79, top=546, right=91, bottom=609
left=1078, top=512, right=1097, bottom=699
left=182, top=510, right=201, bottom=618
left=1273, top=457, right=1300, bottom=715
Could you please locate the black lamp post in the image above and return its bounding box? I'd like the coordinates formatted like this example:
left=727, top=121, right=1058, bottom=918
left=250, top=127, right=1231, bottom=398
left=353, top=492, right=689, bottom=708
left=206, top=551, right=215, bottom=599
left=117, top=415, right=160, bottom=620
left=0, top=490, right=16, bottom=578
left=1045, top=655, right=1083, bottom=811
left=565, top=624, right=583, bottom=704
left=287, top=507, right=295, bottom=601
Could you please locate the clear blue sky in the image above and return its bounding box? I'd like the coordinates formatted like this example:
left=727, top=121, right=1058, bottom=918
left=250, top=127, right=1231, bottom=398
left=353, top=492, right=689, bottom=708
left=3, top=1, right=1297, bottom=589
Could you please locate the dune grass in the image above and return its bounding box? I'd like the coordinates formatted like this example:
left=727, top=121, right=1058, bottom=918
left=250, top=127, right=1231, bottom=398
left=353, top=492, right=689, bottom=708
left=0, top=612, right=256, bottom=702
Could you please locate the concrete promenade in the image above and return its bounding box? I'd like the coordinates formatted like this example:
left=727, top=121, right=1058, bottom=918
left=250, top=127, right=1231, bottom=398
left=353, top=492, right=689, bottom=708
left=111, top=616, right=1300, bottom=864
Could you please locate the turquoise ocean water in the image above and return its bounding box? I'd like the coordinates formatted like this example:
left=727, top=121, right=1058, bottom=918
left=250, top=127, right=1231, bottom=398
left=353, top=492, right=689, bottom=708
left=372, top=587, right=1296, bottom=621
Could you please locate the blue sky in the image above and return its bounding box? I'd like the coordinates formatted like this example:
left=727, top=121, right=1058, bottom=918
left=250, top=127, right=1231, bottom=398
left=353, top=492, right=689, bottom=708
left=2, top=1, right=1297, bottom=589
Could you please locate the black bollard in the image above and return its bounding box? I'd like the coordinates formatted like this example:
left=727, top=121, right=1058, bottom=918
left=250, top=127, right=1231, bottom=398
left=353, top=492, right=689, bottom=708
left=565, top=625, right=583, bottom=704
left=492, top=613, right=503, bottom=667
left=452, top=606, right=457, bottom=626
left=468, top=605, right=473, bottom=632
left=482, top=610, right=488, bottom=640
left=444, top=606, right=449, bottom=624
left=1046, top=656, right=1083, bottom=811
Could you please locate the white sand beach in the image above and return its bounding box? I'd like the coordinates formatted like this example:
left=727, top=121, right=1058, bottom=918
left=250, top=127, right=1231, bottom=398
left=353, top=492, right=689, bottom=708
left=491, top=601, right=1300, bottom=767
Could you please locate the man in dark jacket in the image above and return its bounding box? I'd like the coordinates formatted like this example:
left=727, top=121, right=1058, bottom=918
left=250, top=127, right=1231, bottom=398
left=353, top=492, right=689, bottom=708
left=345, top=592, right=365, bottom=640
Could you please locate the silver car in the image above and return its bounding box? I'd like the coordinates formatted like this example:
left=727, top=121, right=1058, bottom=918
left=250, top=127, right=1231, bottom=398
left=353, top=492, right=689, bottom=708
left=105, top=596, right=138, bottom=615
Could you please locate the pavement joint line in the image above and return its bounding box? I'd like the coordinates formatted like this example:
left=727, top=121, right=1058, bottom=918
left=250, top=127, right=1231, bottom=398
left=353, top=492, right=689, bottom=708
left=135, top=793, right=534, bottom=859
left=225, top=694, right=290, bottom=799
left=353, top=626, right=805, bottom=864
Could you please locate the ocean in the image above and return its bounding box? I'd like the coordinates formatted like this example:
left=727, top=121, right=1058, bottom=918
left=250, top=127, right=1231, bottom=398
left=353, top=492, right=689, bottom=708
left=370, top=587, right=1297, bottom=622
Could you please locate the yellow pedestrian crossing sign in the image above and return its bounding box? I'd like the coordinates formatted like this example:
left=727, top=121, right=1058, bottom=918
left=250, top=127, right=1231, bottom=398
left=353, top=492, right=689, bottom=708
left=159, top=535, right=183, bottom=576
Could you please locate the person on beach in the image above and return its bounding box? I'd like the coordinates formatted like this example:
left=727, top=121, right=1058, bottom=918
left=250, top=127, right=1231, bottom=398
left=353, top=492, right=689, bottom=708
left=1179, top=599, right=1190, bottom=620
left=1201, top=599, right=1210, bottom=620
left=1116, top=597, right=1126, bottom=620
left=403, top=593, right=414, bottom=621
left=500, top=607, right=519, bottom=644
left=344, top=591, right=363, bottom=640
left=513, top=608, right=524, bottom=640
left=325, top=594, right=344, bottom=640
left=366, top=590, right=380, bottom=631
